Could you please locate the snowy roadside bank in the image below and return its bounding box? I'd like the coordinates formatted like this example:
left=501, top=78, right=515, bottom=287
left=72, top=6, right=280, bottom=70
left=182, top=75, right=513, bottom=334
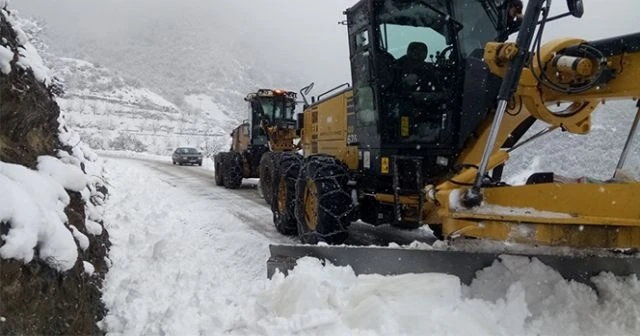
left=100, top=156, right=640, bottom=336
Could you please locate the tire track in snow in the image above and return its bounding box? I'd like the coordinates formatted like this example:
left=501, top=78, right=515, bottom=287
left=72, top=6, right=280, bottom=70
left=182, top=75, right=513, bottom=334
left=127, top=158, right=297, bottom=242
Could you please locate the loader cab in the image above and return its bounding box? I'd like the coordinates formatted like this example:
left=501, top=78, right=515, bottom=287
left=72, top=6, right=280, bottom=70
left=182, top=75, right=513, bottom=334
left=346, top=0, right=511, bottom=184
left=245, top=89, right=297, bottom=147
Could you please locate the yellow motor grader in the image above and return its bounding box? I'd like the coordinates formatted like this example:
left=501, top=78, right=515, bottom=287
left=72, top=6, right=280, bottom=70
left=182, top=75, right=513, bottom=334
left=266, top=0, right=640, bottom=283
left=213, top=89, right=298, bottom=194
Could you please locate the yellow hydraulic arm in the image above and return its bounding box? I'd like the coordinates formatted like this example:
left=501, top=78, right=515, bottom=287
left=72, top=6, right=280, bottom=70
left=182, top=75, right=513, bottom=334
left=433, top=1, right=640, bottom=249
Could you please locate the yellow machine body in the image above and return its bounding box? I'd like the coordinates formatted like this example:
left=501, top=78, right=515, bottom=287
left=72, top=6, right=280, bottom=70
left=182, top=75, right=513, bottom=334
left=300, top=90, right=358, bottom=170
left=365, top=37, right=640, bottom=249
left=230, top=123, right=250, bottom=153
left=265, top=125, right=298, bottom=152
left=432, top=38, right=640, bottom=248
left=267, top=0, right=640, bottom=285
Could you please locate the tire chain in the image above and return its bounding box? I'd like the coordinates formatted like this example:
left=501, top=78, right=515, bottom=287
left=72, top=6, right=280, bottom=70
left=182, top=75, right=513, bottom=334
left=295, top=155, right=354, bottom=244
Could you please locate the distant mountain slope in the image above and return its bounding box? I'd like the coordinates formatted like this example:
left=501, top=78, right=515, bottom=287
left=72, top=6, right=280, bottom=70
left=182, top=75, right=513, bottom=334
left=12, top=5, right=303, bottom=155
left=55, top=57, right=178, bottom=111
left=52, top=57, right=235, bottom=155
left=14, top=0, right=302, bottom=117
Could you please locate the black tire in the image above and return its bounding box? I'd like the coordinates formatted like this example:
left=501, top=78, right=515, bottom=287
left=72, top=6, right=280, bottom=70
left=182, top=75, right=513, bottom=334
left=295, top=156, right=354, bottom=244
left=223, top=152, right=243, bottom=189
left=272, top=153, right=302, bottom=235
left=214, top=153, right=225, bottom=186
left=259, top=152, right=280, bottom=206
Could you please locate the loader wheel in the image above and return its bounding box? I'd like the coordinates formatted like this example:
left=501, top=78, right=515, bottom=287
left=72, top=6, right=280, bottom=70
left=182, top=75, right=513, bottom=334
left=259, top=152, right=280, bottom=206
left=272, top=153, right=302, bottom=235
left=223, top=152, right=243, bottom=189
left=295, top=156, right=354, bottom=244
left=214, top=153, right=224, bottom=186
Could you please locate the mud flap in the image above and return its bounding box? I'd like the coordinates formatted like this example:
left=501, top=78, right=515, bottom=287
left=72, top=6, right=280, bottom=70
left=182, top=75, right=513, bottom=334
left=267, top=244, right=640, bottom=286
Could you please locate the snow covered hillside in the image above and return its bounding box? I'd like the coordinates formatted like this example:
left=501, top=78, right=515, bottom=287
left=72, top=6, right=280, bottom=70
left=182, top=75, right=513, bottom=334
left=14, top=2, right=303, bottom=156
left=51, top=57, right=234, bottom=155
left=11, top=13, right=302, bottom=157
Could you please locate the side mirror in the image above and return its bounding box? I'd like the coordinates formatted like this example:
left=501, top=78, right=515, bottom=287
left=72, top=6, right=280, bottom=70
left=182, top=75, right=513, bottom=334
left=567, top=0, right=584, bottom=18
left=301, top=82, right=315, bottom=96
left=299, top=82, right=315, bottom=106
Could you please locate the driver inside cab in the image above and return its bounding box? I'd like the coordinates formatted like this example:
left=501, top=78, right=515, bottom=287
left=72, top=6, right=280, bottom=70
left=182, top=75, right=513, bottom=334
left=389, top=41, right=445, bottom=143
left=393, top=42, right=439, bottom=95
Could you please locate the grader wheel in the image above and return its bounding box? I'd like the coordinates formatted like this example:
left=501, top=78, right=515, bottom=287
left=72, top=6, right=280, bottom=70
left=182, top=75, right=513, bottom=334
left=259, top=152, right=280, bottom=206
left=223, top=152, right=243, bottom=189
left=294, top=156, right=354, bottom=244
left=214, top=153, right=225, bottom=186
left=271, top=153, right=302, bottom=235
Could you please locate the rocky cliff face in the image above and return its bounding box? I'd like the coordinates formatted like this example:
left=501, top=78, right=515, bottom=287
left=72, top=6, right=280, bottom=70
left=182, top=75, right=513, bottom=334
left=0, top=14, right=59, bottom=168
left=0, top=6, right=109, bottom=335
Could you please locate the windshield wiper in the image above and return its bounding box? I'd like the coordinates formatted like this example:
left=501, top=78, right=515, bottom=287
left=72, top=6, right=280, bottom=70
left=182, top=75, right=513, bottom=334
left=417, top=0, right=464, bottom=31
left=479, top=0, right=500, bottom=28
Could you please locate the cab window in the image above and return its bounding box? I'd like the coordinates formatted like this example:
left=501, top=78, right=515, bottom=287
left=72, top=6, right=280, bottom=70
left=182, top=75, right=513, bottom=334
left=376, top=0, right=455, bottom=144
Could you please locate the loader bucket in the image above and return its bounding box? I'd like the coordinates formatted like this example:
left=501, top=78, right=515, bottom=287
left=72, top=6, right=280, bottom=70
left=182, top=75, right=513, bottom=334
left=267, top=244, right=640, bottom=286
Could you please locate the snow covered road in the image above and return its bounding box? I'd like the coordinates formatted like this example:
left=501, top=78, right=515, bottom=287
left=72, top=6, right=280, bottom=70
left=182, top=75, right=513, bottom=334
left=99, top=156, right=294, bottom=335
left=98, top=155, right=640, bottom=336
left=132, top=156, right=290, bottom=243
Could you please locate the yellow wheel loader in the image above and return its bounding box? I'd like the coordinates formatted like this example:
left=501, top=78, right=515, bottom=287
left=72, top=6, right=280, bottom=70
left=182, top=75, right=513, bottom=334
left=214, top=89, right=298, bottom=193
left=266, top=0, right=640, bottom=284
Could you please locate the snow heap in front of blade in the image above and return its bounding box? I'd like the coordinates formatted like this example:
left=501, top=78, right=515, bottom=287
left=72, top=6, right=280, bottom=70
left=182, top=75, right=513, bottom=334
left=255, top=256, right=640, bottom=335
left=255, top=257, right=529, bottom=335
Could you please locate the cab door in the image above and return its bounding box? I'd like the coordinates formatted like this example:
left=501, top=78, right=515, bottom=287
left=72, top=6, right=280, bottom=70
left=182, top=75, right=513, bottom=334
left=346, top=1, right=382, bottom=173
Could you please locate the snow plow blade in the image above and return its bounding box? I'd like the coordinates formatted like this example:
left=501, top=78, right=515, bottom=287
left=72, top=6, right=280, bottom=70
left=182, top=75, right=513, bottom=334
left=267, top=244, right=640, bottom=286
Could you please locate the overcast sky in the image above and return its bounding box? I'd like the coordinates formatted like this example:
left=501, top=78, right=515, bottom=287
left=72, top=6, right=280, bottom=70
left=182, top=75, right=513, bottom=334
left=11, top=0, right=640, bottom=95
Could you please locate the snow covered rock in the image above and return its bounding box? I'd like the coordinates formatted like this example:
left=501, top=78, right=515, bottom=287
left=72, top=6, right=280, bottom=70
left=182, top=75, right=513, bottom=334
left=0, top=6, right=110, bottom=336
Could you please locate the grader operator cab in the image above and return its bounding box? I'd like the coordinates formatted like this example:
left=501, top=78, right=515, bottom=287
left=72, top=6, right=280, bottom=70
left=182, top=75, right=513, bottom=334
left=214, top=89, right=297, bottom=190
left=266, top=0, right=640, bottom=283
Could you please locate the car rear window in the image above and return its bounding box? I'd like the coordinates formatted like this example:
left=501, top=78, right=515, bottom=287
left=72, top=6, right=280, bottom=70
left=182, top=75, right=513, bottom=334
left=178, top=148, right=198, bottom=154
